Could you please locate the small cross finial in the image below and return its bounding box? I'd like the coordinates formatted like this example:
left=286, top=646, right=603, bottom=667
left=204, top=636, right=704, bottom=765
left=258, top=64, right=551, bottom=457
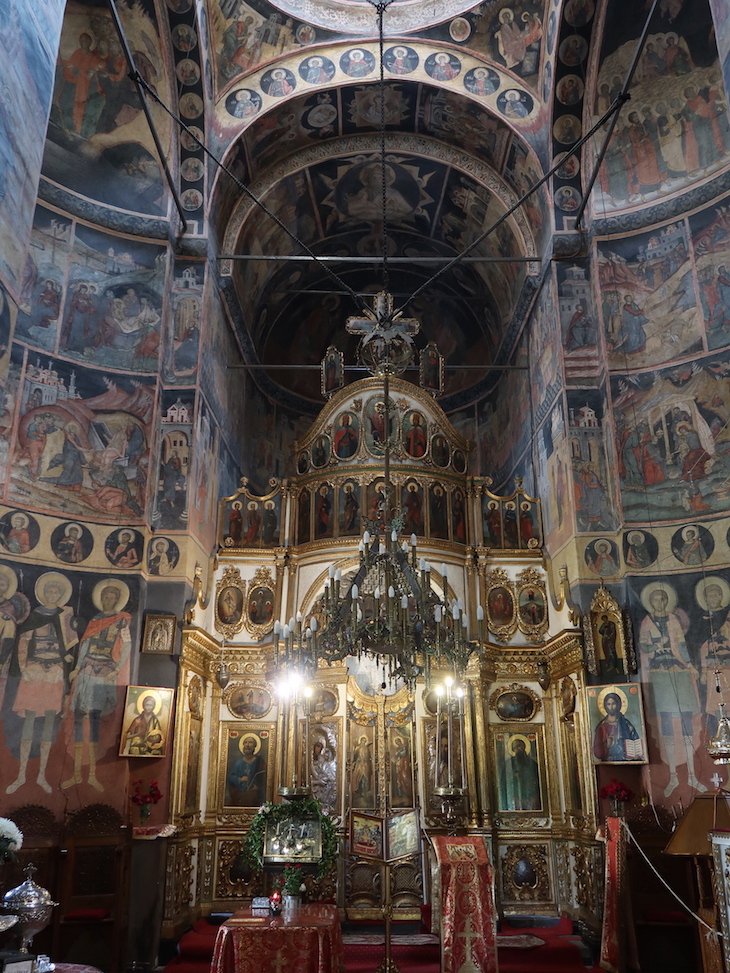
left=712, top=771, right=723, bottom=789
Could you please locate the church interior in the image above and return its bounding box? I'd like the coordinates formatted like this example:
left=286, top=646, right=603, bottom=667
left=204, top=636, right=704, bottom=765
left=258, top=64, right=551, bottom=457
left=2, top=0, right=730, bottom=970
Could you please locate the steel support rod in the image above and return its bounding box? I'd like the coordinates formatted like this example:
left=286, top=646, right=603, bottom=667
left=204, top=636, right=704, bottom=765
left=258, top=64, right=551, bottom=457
left=106, top=0, right=187, bottom=233
left=219, top=254, right=542, bottom=264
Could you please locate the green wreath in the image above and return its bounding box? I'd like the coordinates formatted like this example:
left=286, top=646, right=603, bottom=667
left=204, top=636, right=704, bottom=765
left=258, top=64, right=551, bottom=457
left=242, top=797, right=337, bottom=880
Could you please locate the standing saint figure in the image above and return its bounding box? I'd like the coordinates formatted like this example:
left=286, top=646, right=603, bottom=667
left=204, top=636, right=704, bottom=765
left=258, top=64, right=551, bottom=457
left=63, top=579, right=131, bottom=791
left=7, top=572, right=78, bottom=794
left=638, top=582, right=704, bottom=796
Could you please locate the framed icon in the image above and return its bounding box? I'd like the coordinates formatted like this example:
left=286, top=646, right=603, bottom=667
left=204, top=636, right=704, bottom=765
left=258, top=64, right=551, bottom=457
left=141, top=612, right=176, bottom=654
left=351, top=811, right=384, bottom=860
left=119, top=686, right=174, bottom=757
left=587, top=683, right=648, bottom=765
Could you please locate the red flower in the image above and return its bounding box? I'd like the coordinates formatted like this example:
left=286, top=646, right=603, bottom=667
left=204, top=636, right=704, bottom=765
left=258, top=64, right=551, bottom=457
left=599, top=779, right=633, bottom=803
left=130, top=779, right=164, bottom=807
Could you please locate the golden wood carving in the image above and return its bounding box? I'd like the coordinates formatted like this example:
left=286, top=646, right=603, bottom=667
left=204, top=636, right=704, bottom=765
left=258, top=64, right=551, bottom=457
left=501, top=844, right=550, bottom=903
left=484, top=568, right=518, bottom=641
left=242, top=565, right=277, bottom=638
left=515, top=567, right=549, bottom=641
left=214, top=564, right=246, bottom=638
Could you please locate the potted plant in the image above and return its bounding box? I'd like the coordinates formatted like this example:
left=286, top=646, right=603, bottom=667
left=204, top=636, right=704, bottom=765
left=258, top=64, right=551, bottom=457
left=281, top=864, right=306, bottom=909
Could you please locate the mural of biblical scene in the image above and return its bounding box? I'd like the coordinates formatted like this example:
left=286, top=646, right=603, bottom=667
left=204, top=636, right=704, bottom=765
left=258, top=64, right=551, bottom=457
left=627, top=570, right=730, bottom=800
left=557, top=261, right=600, bottom=380
left=0, top=561, right=138, bottom=809
left=592, top=0, right=729, bottom=211
left=567, top=389, right=617, bottom=533
left=501, top=137, right=549, bottom=250
left=535, top=400, right=573, bottom=551
left=0, top=286, right=17, bottom=382
left=154, top=393, right=193, bottom=530
left=165, top=262, right=203, bottom=382
left=529, top=276, right=561, bottom=414
left=597, top=222, right=703, bottom=371
left=0, top=0, right=64, bottom=293
left=211, top=0, right=326, bottom=92
left=0, top=348, right=23, bottom=488
left=611, top=352, right=730, bottom=522
left=59, top=225, right=166, bottom=373
left=44, top=0, right=172, bottom=215
left=452, top=488, right=467, bottom=544
left=9, top=355, right=152, bottom=522
left=339, top=481, right=361, bottom=536
left=477, top=365, right=531, bottom=486
left=690, top=200, right=730, bottom=350
left=238, top=367, right=304, bottom=488
left=15, top=208, right=72, bottom=353
left=482, top=0, right=544, bottom=85
left=188, top=396, right=220, bottom=550
left=297, top=489, right=311, bottom=545
left=199, top=279, right=248, bottom=453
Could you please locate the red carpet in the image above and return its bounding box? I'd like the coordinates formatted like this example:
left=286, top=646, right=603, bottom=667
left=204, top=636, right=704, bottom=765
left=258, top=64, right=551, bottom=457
left=164, top=915, right=601, bottom=973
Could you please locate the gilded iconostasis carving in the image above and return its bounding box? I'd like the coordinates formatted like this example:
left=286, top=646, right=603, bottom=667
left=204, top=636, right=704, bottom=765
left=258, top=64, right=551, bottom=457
left=0, top=0, right=729, bottom=947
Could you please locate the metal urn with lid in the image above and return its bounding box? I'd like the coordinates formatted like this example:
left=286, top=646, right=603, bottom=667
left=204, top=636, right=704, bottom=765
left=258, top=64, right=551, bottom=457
left=2, top=864, right=57, bottom=952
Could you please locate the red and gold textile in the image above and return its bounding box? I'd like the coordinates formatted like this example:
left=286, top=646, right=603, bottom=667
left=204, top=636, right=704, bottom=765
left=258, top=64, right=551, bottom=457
left=430, top=835, right=498, bottom=973
left=210, top=904, right=343, bottom=973
left=600, top=815, right=638, bottom=973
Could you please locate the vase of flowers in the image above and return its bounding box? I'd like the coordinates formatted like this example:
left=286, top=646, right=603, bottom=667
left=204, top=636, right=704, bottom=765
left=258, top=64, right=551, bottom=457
left=0, top=818, right=23, bottom=863
left=130, top=779, right=163, bottom=825
left=281, top=864, right=306, bottom=911
left=599, top=779, right=633, bottom=817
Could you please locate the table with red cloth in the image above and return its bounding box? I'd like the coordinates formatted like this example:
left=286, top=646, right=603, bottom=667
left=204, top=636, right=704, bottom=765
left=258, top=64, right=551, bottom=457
left=210, top=904, right=343, bottom=973
left=430, top=834, right=498, bottom=973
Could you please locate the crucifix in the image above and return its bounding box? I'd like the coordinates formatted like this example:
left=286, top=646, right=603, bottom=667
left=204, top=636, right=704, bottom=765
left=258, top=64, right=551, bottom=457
left=456, top=915, right=481, bottom=973
left=711, top=771, right=724, bottom=790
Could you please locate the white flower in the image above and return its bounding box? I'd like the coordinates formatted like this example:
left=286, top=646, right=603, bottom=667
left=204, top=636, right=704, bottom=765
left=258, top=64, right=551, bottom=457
left=0, top=818, right=23, bottom=851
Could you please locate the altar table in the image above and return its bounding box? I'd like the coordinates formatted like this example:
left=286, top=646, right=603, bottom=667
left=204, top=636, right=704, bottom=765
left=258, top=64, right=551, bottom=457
left=210, top=904, right=343, bottom=973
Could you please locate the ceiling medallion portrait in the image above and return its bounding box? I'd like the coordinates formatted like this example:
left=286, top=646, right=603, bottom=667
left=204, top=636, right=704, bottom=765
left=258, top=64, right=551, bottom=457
left=266, top=1, right=479, bottom=35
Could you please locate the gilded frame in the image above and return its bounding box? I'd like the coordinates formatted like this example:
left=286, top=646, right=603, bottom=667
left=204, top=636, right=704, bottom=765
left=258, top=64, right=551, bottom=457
left=306, top=717, right=342, bottom=815
left=492, top=726, right=547, bottom=814
left=484, top=568, right=518, bottom=641
left=421, top=716, right=465, bottom=814
left=119, top=685, right=174, bottom=758
left=588, top=584, right=630, bottom=682
left=141, top=612, right=176, bottom=654
left=488, top=683, right=541, bottom=722
left=224, top=682, right=273, bottom=720
left=242, top=565, right=277, bottom=638
left=515, top=567, right=549, bottom=641
left=218, top=722, right=276, bottom=810
left=214, top=564, right=246, bottom=638
left=351, top=811, right=384, bottom=860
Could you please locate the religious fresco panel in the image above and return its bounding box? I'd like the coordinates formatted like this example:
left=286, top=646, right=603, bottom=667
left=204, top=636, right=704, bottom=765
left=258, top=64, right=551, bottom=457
left=625, top=567, right=730, bottom=804
left=689, top=197, right=730, bottom=350
left=567, top=388, right=617, bottom=534
left=7, top=352, right=153, bottom=523
left=59, top=224, right=166, bottom=373
left=0, top=0, right=64, bottom=295
left=43, top=0, right=172, bottom=216
left=14, top=207, right=73, bottom=354
left=154, top=391, right=193, bottom=531
left=596, top=220, right=703, bottom=371
left=188, top=394, right=221, bottom=551
left=476, top=352, right=531, bottom=487
left=707, top=0, right=730, bottom=116
left=163, top=261, right=203, bottom=384
left=535, top=401, right=574, bottom=554
left=199, top=279, right=247, bottom=454
left=557, top=260, right=600, bottom=381
left=529, top=275, right=562, bottom=417
left=0, top=557, right=140, bottom=812
left=340, top=81, right=415, bottom=139
left=0, top=286, right=18, bottom=383
left=591, top=0, right=729, bottom=214
left=610, top=351, right=730, bottom=523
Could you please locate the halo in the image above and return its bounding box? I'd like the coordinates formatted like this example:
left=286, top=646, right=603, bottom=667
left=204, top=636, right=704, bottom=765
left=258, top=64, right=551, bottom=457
left=64, top=522, right=82, bottom=536
left=92, top=578, right=130, bottom=612
left=597, top=685, right=628, bottom=716
left=10, top=512, right=29, bottom=528
left=136, top=689, right=163, bottom=715
left=238, top=732, right=262, bottom=755
left=0, top=564, right=18, bottom=598
left=640, top=581, right=677, bottom=614
left=507, top=733, right=531, bottom=756
left=153, top=538, right=170, bottom=553
left=696, top=575, right=730, bottom=611
left=681, top=525, right=698, bottom=541
left=232, top=500, right=242, bottom=510
left=35, top=571, right=73, bottom=607
left=594, top=539, right=611, bottom=554
left=627, top=530, right=644, bottom=545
